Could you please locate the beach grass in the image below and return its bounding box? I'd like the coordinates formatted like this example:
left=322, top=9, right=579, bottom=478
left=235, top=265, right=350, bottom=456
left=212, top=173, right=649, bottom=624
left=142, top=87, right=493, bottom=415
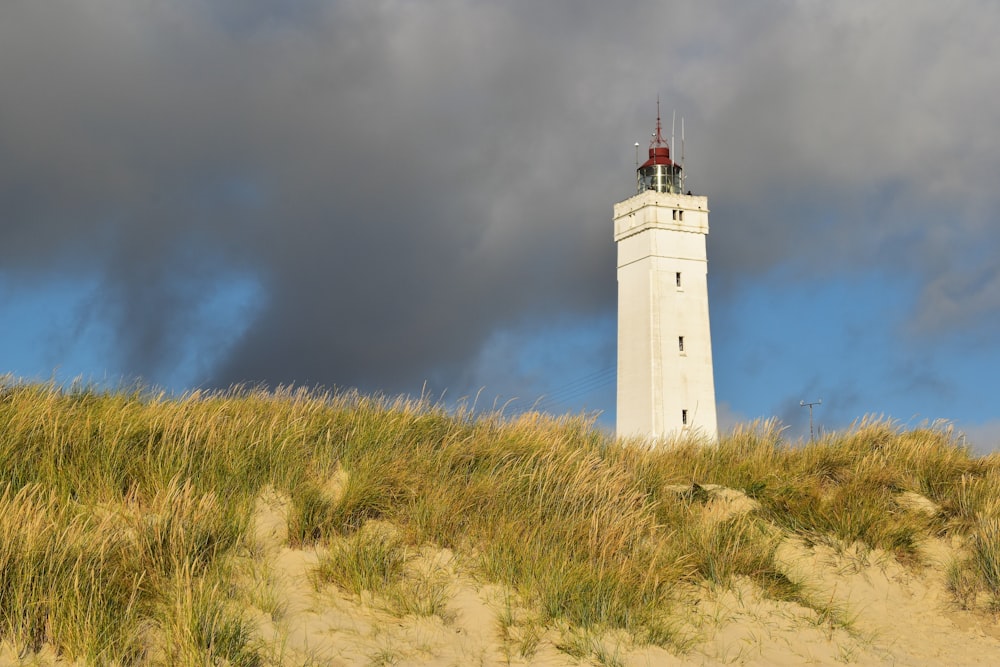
left=0, top=377, right=998, bottom=663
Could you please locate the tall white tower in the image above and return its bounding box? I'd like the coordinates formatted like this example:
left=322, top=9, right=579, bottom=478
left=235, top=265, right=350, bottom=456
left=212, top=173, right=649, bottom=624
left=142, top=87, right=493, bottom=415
left=614, top=109, right=718, bottom=442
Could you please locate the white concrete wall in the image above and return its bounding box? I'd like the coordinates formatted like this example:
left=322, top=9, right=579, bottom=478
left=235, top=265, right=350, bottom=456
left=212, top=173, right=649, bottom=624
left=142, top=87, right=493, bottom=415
left=614, top=190, right=718, bottom=443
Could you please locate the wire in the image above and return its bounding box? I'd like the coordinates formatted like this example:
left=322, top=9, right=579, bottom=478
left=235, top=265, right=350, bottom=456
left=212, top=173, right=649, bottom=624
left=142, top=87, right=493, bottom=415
left=528, top=365, right=615, bottom=414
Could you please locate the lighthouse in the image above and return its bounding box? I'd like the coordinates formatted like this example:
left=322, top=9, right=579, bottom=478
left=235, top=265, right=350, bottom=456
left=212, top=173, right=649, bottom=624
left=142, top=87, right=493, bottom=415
left=614, top=108, right=718, bottom=442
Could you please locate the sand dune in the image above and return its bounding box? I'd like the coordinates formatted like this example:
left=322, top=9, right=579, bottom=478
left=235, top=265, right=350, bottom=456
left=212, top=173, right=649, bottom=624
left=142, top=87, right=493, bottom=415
left=3, top=482, right=998, bottom=665
left=232, top=488, right=1000, bottom=667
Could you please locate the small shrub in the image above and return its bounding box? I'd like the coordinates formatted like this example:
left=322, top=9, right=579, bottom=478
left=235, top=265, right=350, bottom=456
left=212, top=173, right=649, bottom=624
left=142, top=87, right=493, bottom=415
left=287, top=480, right=339, bottom=545
left=971, top=517, right=1000, bottom=607
left=947, top=557, right=979, bottom=610
left=316, top=527, right=407, bottom=596
left=157, top=564, right=263, bottom=667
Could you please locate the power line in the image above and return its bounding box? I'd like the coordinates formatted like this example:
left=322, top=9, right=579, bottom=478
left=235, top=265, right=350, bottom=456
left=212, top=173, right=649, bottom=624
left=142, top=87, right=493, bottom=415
left=530, top=366, right=615, bottom=413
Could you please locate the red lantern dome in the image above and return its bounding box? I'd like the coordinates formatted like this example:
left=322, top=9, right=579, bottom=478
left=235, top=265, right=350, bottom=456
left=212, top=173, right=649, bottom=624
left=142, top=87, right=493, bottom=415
left=637, top=102, right=683, bottom=194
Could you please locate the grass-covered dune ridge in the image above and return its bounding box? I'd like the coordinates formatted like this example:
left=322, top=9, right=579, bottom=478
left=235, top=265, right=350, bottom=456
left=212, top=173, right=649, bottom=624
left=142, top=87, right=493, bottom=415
left=2, top=379, right=1000, bottom=665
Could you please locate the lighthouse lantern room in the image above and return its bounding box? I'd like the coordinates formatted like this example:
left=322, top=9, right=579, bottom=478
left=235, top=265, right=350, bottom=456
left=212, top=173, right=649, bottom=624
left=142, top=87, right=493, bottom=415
left=637, top=113, right=683, bottom=194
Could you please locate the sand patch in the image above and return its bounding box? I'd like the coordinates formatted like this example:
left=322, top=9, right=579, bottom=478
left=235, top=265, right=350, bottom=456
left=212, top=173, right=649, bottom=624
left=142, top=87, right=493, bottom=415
left=898, top=490, right=941, bottom=517
left=664, top=483, right=760, bottom=524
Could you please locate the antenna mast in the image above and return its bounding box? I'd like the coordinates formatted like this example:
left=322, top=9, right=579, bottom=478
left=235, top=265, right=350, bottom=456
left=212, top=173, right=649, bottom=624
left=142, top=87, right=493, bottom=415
left=634, top=141, right=641, bottom=192
left=681, top=116, right=686, bottom=193
left=799, top=399, right=822, bottom=441
left=653, top=96, right=665, bottom=147
left=671, top=109, right=676, bottom=170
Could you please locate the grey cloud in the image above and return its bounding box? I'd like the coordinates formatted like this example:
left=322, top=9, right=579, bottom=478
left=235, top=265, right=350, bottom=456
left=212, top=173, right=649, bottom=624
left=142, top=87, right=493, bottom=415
left=2, top=1, right=999, bottom=397
left=693, top=2, right=1000, bottom=284
left=911, top=261, right=1000, bottom=337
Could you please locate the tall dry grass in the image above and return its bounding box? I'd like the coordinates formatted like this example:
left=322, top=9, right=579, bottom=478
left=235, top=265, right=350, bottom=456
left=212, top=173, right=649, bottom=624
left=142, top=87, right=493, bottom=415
left=2, top=377, right=1000, bottom=663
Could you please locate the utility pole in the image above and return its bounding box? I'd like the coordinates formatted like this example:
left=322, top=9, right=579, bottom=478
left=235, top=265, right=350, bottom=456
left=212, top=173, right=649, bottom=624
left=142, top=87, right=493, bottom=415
left=800, top=399, right=822, bottom=441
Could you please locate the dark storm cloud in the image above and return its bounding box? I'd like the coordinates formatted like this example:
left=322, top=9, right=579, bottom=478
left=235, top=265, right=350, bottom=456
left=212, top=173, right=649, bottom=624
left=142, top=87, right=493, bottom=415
left=2, top=1, right=1000, bottom=395
left=698, top=4, right=1000, bottom=273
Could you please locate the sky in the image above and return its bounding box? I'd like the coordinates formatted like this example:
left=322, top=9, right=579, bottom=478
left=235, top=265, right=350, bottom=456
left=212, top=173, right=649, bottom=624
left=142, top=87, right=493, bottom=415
left=2, top=1, right=1000, bottom=449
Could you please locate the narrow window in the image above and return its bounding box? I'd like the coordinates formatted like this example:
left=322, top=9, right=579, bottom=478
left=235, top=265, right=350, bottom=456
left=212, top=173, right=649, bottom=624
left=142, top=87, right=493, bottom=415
left=678, top=336, right=685, bottom=352
left=675, top=272, right=682, bottom=287
left=678, top=210, right=684, bottom=221
left=681, top=409, right=688, bottom=425
left=671, top=209, right=677, bottom=220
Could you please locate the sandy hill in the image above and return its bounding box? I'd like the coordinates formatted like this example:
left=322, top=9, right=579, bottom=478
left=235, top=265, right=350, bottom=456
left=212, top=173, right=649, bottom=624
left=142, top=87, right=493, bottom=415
left=228, top=483, right=1000, bottom=667
left=1, top=382, right=1000, bottom=665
